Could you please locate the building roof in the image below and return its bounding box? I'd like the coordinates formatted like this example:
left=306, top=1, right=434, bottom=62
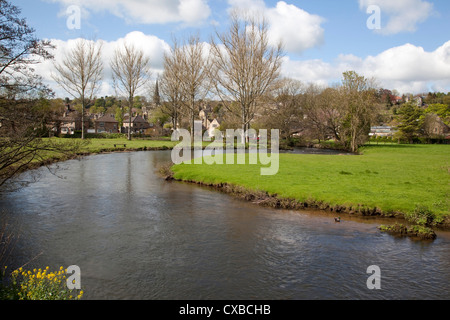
left=123, top=115, right=147, bottom=123
left=96, top=114, right=118, bottom=123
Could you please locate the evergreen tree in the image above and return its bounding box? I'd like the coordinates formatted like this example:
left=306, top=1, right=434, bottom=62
left=153, top=78, right=161, bottom=106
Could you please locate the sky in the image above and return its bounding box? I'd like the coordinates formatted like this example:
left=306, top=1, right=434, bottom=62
left=14, top=0, right=450, bottom=98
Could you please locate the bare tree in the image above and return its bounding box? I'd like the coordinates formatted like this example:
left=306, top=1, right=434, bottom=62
left=339, top=71, right=378, bottom=152
left=159, top=40, right=184, bottom=131
left=0, top=0, right=54, bottom=98
left=301, top=84, right=344, bottom=143
left=52, top=39, right=103, bottom=139
left=209, top=11, right=284, bottom=142
left=0, top=0, right=83, bottom=190
left=172, top=35, right=210, bottom=143
left=111, top=42, right=151, bottom=140
left=259, top=78, right=304, bottom=140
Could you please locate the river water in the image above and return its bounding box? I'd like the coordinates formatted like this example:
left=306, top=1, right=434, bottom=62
left=1, top=150, right=449, bottom=300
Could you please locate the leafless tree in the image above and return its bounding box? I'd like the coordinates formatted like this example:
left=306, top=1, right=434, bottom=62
left=339, top=71, right=378, bottom=152
left=259, top=78, right=304, bottom=140
left=1, top=0, right=83, bottom=190
left=301, top=84, right=344, bottom=143
left=173, top=35, right=210, bottom=143
left=159, top=40, right=185, bottom=131
left=209, top=11, right=284, bottom=142
left=0, top=0, right=54, bottom=98
left=111, top=42, right=151, bottom=140
left=52, top=39, right=103, bottom=139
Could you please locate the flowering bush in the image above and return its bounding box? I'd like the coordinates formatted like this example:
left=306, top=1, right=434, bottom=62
left=1, top=266, right=83, bottom=300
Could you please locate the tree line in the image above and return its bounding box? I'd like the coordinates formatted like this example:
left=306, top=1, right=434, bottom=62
left=1, top=0, right=448, bottom=188
left=0, top=0, right=83, bottom=189
left=0, top=1, right=385, bottom=153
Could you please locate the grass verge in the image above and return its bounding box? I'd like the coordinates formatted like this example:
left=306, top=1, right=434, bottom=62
left=171, top=144, right=450, bottom=229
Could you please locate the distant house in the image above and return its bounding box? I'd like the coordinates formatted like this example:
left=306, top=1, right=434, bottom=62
left=122, top=115, right=150, bottom=134
left=391, top=96, right=403, bottom=104
left=405, top=95, right=425, bottom=107
left=370, top=126, right=395, bottom=137
left=54, top=105, right=89, bottom=135
left=424, top=114, right=450, bottom=139
left=95, top=114, right=119, bottom=134
left=206, top=118, right=220, bottom=136
left=199, top=109, right=221, bottom=136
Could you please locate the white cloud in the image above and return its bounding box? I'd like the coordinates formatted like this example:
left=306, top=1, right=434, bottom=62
left=282, top=41, right=450, bottom=94
left=35, top=32, right=171, bottom=98
left=227, top=0, right=266, bottom=12
left=48, top=0, right=211, bottom=25
left=360, top=41, right=450, bottom=93
left=37, top=37, right=450, bottom=98
left=178, top=0, right=211, bottom=25
left=227, top=0, right=325, bottom=54
left=266, top=2, right=325, bottom=53
left=281, top=58, right=336, bottom=87
left=359, top=0, right=434, bottom=35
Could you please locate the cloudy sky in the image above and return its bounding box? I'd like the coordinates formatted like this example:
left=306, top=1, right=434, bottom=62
left=15, top=0, right=450, bottom=97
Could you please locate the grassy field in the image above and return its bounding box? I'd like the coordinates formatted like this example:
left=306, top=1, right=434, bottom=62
left=172, top=144, right=450, bottom=222
left=18, top=137, right=179, bottom=172
left=39, top=137, right=177, bottom=155
left=77, top=138, right=178, bottom=153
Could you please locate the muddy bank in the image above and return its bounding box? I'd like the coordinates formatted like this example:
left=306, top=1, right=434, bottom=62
left=378, top=223, right=437, bottom=240
left=166, top=173, right=450, bottom=232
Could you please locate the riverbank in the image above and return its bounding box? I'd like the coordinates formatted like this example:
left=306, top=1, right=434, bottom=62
left=19, top=138, right=178, bottom=171
left=170, top=144, right=450, bottom=231
left=8, top=139, right=450, bottom=232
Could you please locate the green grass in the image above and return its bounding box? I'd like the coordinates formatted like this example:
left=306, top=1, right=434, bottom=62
left=40, top=137, right=177, bottom=154
left=78, top=138, right=178, bottom=153
left=172, top=144, right=450, bottom=221
left=22, top=138, right=178, bottom=169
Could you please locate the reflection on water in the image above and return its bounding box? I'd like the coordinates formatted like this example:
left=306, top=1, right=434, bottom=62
left=0, top=151, right=449, bottom=300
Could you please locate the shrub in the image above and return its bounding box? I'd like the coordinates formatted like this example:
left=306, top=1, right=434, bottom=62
left=378, top=223, right=436, bottom=240
left=405, top=205, right=436, bottom=227
left=0, top=266, right=83, bottom=300
left=409, top=225, right=437, bottom=240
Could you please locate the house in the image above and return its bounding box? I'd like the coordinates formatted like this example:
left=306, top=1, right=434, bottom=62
left=370, top=126, right=395, bottom=137
left=95, top=114, right=119, bottom=134
left=423, top=114, right=450, bottom=139
left=391, top=96, right=403, bottom=104
left=54, top=105, right=89, bottom=135
left=199, top=109, right=221, bottom=137
left=405, top=95, right=425, bottom=107
left=122, top=115, right=151, bottom=134
left=206, top=118, right=221, bottom=136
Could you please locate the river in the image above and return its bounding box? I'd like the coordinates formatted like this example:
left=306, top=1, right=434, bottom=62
left=1, top=150, right=449, bottom=300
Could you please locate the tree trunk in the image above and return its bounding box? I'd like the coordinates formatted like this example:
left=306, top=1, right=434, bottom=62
left=190, top=110, right=195, bottom=145
left=81, top=98, right=85, bottom=140
left=190, top=96, right=195, bottom=144
left=128, top=97, right=133, bottom=141
left=241, top=106, right=246, bottom=145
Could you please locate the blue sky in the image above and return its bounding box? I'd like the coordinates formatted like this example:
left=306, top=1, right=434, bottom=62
left=14, top=0, right=450, bottom=96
